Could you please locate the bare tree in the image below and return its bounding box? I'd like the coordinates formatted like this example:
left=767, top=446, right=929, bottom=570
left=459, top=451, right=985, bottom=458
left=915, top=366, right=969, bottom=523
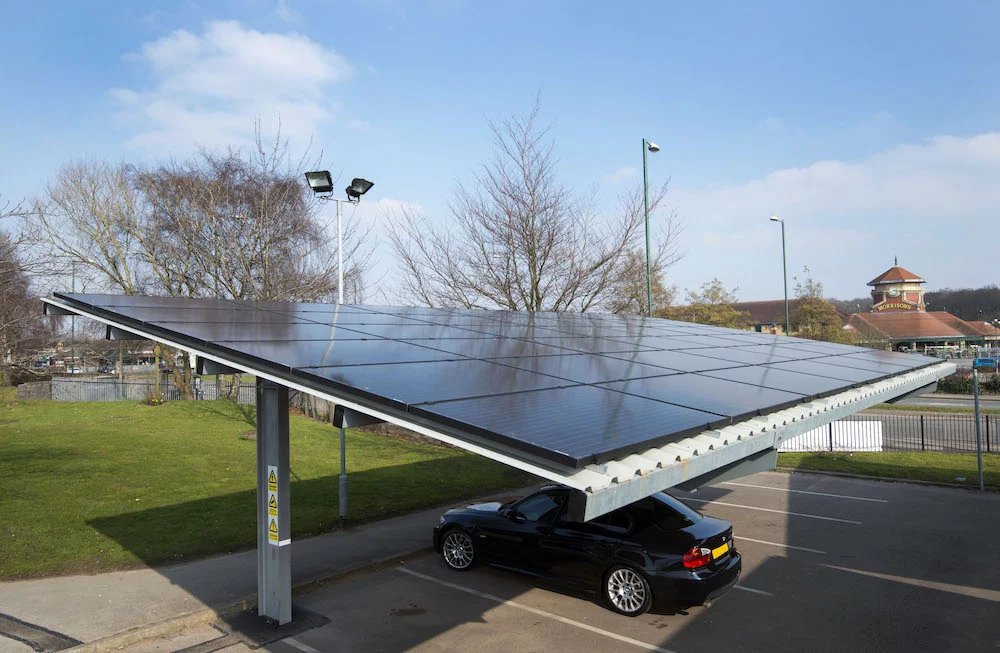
left=604, top=248, right=678, bottom=316
left=0, top=232, right=54, bottom=385
left=30, top=130, right=373, bottom=399
left=384, top=99, right=682, bottom=312
left=0, top=196, right=56, bottom=386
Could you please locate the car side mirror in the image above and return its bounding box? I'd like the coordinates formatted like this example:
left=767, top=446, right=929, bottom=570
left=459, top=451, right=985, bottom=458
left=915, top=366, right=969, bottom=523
left=503, top=508, right=521, bottom=521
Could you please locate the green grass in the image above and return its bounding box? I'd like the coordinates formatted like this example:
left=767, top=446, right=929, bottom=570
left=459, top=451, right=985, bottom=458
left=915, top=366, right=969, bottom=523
left=867, top=403, right=1000, bottom=415
left=777, top=451, right=1000, bottom=489
left=0, top=398, right=530, bottom=579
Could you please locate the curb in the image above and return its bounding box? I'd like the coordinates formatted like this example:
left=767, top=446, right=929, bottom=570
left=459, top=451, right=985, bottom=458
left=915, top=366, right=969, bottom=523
left=63, top=545, right=433, bottom=653
left=776, top=466, right=998, bottom=492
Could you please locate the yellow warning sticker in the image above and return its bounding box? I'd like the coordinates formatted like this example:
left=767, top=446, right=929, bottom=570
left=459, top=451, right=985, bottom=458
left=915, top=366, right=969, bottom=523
left=266, top=465, right=279, bottom=544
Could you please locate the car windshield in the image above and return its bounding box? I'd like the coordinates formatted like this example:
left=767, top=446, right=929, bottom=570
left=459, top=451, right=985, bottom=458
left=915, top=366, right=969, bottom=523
left=631, top=492, right=702, bottom=530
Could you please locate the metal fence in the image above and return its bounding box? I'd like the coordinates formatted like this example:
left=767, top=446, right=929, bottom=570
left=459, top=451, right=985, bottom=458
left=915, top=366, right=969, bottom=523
left=780, top=411, right=998, bottom=454
left=51, top=377, right=257, bottom=404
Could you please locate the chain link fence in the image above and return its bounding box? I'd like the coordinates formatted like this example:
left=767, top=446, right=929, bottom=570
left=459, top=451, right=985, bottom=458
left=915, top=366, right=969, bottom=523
left=50, top=377, right=257, bottom=404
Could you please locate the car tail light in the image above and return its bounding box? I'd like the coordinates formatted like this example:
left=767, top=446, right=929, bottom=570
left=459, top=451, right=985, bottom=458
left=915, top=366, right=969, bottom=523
left=683, top=546, right=712, bottom=569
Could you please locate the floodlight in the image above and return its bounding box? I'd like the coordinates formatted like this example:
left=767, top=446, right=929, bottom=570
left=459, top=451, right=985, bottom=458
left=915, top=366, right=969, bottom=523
left=345, top=178, right=374, bottom=201
left=304, top=171, right=334, bottom=194
left=647, top=141, right=660, bottom=153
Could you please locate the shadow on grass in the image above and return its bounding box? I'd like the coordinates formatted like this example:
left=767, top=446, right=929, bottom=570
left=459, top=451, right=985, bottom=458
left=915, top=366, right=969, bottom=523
left=185, top=399, right=257, bottom=428
left=88, top=458, right=529, bottom=568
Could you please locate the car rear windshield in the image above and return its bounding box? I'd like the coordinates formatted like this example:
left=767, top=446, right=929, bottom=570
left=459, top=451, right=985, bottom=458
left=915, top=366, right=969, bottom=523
left=631, top=492, right=702, bottom=530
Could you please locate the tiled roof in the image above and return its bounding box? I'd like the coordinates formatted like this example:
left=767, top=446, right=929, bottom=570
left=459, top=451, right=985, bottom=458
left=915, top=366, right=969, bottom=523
left=868, top=266, right=925, bottom=286
left=726, top=299, right=845, bottom=325
left=727, top=300, right=798, bottom=325
left=848, top=311, right=988, bottom=340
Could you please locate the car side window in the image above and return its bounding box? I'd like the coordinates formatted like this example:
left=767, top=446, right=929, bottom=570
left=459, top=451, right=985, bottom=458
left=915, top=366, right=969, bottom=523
left=515, top=493, right=564, bottom=523
left=591, top=508, right=633, bottom=534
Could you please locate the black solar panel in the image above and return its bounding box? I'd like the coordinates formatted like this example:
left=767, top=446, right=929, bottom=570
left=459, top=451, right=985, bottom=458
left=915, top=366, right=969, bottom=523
left=52, top=293, right=942, bottom=468
left=599, top=373, right=807, bottom=421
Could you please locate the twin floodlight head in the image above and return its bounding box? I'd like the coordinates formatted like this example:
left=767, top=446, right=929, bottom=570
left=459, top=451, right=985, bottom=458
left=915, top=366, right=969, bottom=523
left=304, top=171, right=374, bottom=203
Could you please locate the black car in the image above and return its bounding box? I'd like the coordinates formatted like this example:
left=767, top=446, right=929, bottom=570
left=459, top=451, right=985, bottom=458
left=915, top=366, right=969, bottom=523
left=433, top=485, right=740, bottom=616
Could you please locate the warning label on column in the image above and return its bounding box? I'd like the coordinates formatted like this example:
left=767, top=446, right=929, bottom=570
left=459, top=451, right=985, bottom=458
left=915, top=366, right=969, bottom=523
left=267, top=465, right=279, bottom=544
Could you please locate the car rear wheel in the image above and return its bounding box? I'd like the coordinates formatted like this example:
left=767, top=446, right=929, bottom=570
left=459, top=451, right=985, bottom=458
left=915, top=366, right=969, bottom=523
left=441, top=529, right=475, bottom=571
left=604, top=565, right=652, bottom=616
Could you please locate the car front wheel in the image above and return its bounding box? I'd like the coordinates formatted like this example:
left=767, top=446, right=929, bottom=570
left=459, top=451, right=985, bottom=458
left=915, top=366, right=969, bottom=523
left=604, top=565, right=652, bottom=616
left=441, top=529, right=476, bottom=571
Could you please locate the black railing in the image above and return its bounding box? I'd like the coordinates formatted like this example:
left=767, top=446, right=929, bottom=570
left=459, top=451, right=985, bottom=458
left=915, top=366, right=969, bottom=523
left=781, top=411, right=997, bottom=454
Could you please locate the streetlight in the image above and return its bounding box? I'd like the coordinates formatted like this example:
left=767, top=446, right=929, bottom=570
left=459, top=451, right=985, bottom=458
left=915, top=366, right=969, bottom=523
left=642, top=138, right=660, bottom=317
left=304, top=172, right=375, bottom=304
left=769, top=216, right=789, bottom=335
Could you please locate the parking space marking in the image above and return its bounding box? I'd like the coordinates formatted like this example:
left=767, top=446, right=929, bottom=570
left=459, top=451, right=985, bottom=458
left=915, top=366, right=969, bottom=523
left=735, top=536, right=826, bottom=554
left=284, top=637, right=323, bottom=653
left=822, top=565, right=1000, bottom=603
left=734, top=585, right=774, bottom=597
left=397, top=567, right=679, bottom=653
left=719, top=481, right=888, bottom=503
left=682, top=498, right=862, bottom=525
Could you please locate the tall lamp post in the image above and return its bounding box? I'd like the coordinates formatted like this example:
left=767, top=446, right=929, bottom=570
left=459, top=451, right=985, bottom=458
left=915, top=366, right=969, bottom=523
left=304, top=171, right=375, bottom=304
left=642, top=138, right=660, bottom=316
left=769, top=216, right=789, bottom=335
left=70, top=261, right=76, bottom=374
left=303, top=171, right=374, bottom=529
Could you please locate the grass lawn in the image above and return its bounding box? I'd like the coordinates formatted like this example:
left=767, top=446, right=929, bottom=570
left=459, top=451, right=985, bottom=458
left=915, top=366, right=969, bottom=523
left=0, top=398, right=530, bottom=579
left=777, top=451, right=1000, bottom=489
left=869, top=403, right=1000, bottom=415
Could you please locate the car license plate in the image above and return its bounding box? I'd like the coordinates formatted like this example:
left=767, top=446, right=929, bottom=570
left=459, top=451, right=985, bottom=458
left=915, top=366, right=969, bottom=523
left=711, top=541, right=729, bottom=559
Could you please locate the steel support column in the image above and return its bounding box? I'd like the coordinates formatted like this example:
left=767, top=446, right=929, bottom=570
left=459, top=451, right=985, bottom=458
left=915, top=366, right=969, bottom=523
left=256, top=379, right=291, bottom=624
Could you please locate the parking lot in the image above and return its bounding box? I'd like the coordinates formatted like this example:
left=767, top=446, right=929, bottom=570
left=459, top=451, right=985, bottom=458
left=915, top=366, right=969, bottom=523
left=133, top=472, right=1000, bottom=653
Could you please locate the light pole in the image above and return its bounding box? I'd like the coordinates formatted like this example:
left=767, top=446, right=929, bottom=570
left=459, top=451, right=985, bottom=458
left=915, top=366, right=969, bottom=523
left=642, top=138, right=660, bottom=316
left=70, top=260, right=75, bottom=374
left=769, top=216, right=789, bottom=335
left=304, top=172, right=375, bottom=304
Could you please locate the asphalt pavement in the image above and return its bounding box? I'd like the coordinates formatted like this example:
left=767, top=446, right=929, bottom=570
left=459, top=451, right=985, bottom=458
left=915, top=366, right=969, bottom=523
left=110, top=471, right=1000, bottom=653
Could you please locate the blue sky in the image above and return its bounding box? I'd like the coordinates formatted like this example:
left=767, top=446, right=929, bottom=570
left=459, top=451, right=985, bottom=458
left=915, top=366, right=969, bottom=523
left=2, top=1, right=998, bottom=303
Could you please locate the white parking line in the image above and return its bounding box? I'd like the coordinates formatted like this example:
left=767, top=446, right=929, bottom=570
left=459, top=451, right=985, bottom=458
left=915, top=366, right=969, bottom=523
left=284, top=638, right=323, bottom=653
left=719, top=481, right=888, bottom=503
left=735, top=536, right=827, bottom=554
left=682, top=498, right=863, bottom=525
left=397, top=567, right=679, bottom=653
left=734, top=585, right=774, bottom=597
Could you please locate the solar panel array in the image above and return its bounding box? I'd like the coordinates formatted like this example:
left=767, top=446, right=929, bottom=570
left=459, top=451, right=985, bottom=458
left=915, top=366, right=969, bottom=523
left=55, top=293, right=939, bottom=468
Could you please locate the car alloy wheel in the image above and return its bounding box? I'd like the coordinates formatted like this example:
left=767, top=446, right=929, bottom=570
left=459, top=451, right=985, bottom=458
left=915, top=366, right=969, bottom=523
left=442, top=530, right=475, bottom=570
left=605, top=566, right=651, bottom=616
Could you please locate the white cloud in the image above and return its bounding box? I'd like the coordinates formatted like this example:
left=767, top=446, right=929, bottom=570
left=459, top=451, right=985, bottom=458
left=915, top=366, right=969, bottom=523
left=669, top=132, right=1000, bottom=299
left=111, top=21, right=353, bottom=153
left=604, top=165, right=637, bottom=184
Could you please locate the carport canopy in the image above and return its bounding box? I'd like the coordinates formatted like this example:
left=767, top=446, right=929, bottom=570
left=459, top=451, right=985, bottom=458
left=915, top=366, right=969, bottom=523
left=44, top=292, right=953, bottom=516
left=43, top=293, right=954, bottom=625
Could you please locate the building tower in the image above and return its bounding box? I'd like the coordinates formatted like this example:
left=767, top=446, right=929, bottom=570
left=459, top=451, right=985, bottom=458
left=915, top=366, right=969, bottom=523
left=868, top=261, right=926, bottom=313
